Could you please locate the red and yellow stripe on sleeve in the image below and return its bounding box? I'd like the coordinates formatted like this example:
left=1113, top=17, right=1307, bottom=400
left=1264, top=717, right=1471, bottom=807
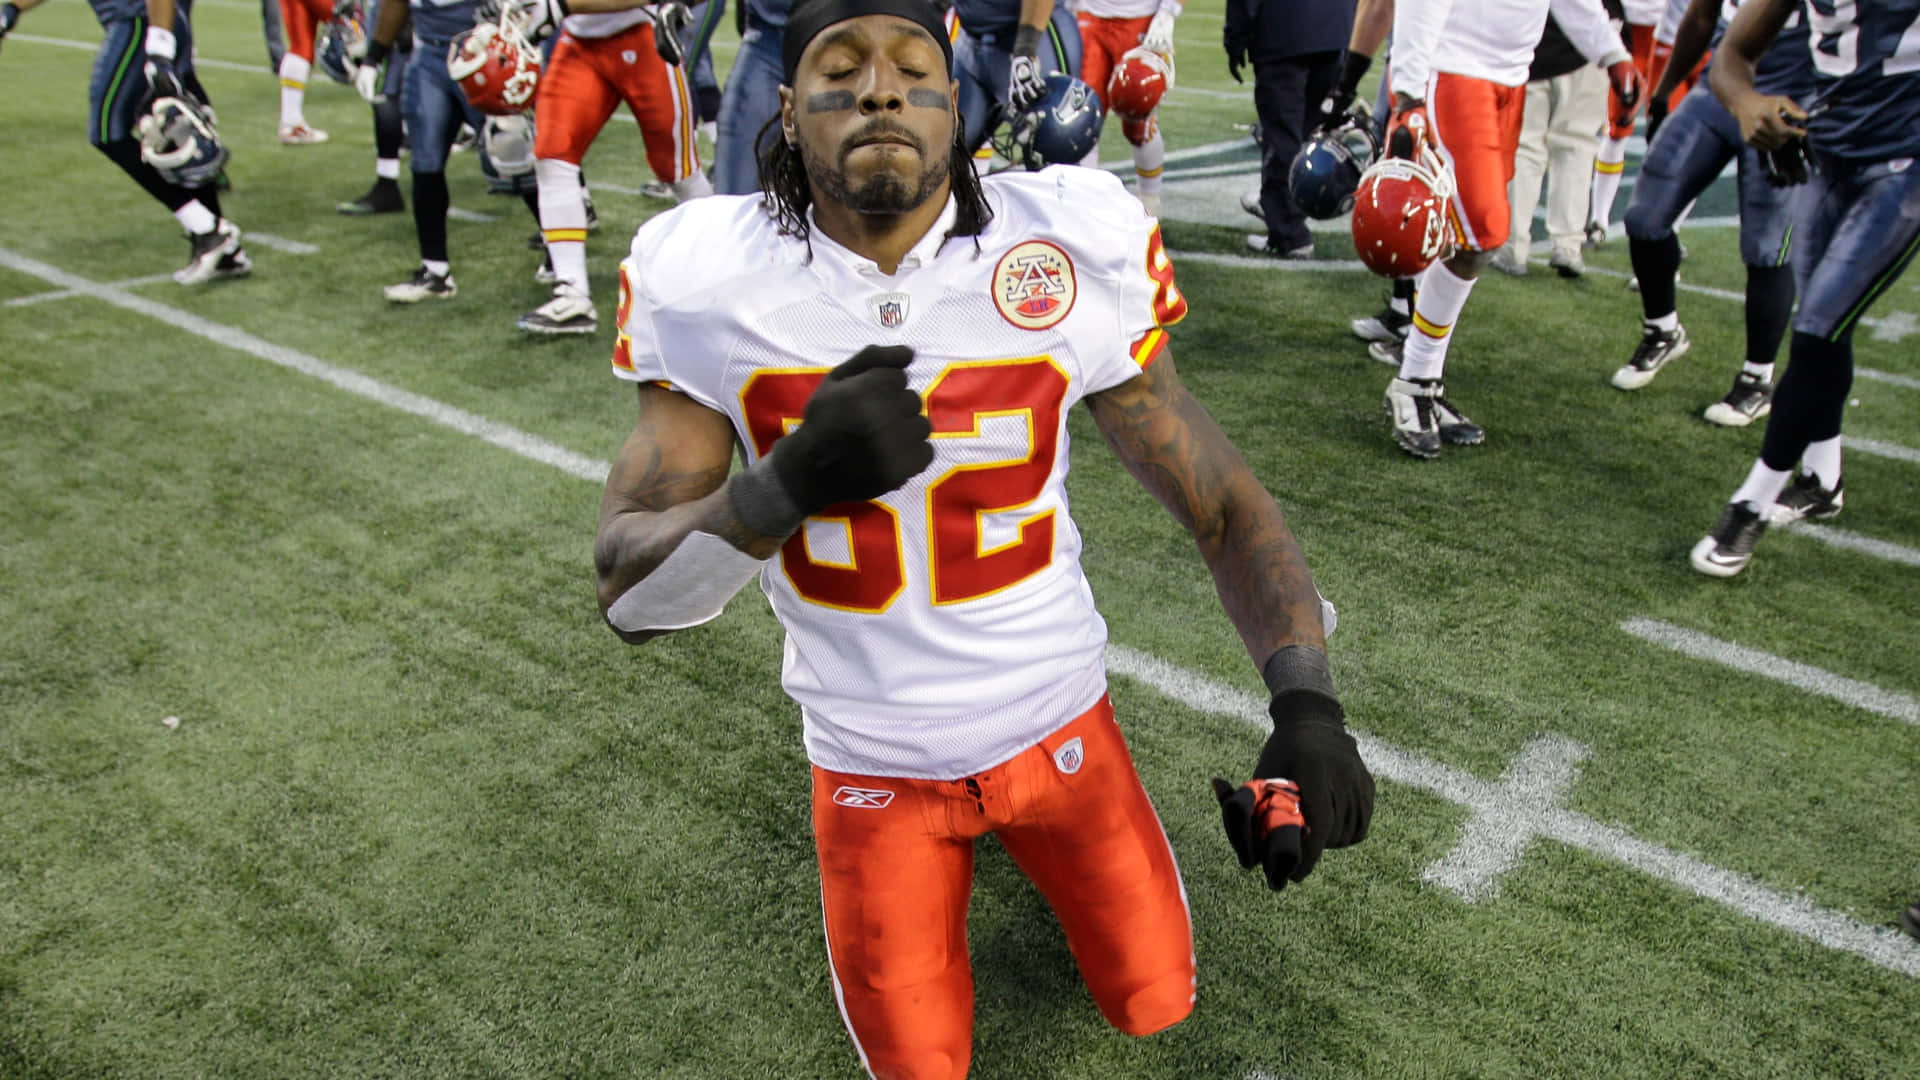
left=1128, top=223, right=1187, bottom=368
left=611, top=259, right=637, bottom=374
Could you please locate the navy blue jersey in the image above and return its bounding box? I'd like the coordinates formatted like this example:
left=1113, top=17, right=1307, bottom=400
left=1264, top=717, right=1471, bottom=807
left=746, top=0, right=790, bottom=29
left=1801, top=0, right=1920, bottom=159
left=411, top=0, right=478, bottom=47
left=1714, top=1, right=1820, bottom=99
left=954, top=0, right=1068, bottom=38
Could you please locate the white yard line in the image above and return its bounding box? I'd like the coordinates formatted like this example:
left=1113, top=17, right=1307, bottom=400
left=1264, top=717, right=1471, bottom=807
left=4, top=272, right=174, bottom=307
left=1859, top=367, right=1920, bottom=392
left=1849, top=436, right=1920, bottom=466
left=1777, top=521, right=1920, bottom=567
left=245, top=233, right=319, bottom=255
left=1170, top=249, right=1371, bottom=273
left=14, top=32, right=264, bottom=74
left=446, top=207, right=502, bottom=224
left=1621, top=617, right=1919, bottom=725
left=6, top=247, right=1920, bottom=979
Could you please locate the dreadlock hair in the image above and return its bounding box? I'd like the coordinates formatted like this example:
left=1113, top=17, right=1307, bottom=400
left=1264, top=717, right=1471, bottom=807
left=756, top=112, right=994, bottom=259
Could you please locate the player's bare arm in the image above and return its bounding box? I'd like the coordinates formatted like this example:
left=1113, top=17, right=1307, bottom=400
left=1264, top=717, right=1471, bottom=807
left=1085, top=351, right=1324, bottom=661
left=1709, top=0, right=1804, bottom=147
left=1656, top=0, right=1721, bottom=102
left=1088, top=350, right=1373, bottom=893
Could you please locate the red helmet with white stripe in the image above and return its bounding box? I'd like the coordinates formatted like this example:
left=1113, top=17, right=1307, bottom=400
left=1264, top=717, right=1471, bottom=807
left=1349, top=147, right=1457, bottom=278
left=448, top=8, right=542, bottom=116
left=1108, top=47, right=1172, bottom=121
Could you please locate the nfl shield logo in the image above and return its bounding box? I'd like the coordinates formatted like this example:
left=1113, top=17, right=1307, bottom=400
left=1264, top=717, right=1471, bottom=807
left=1053, top=737, right=1084, bottom=775
left=868, top=292, right=909, bottom=328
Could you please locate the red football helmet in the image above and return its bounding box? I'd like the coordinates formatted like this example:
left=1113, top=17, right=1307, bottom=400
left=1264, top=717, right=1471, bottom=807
left=1108, top=46, right=1172, bottom=122
left=447, top=8, right=541, bottom=115
left=1349, top=146, right=1457, bottom=277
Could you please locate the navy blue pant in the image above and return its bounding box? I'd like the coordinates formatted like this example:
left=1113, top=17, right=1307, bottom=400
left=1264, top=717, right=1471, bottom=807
left=953, top=7, right=1082, bottom=153
left=1624, top=82, right=1794, bottom=267
left=715, top=19, right=783, bottom=194
left=1253, top=50, right=1342, bottom=252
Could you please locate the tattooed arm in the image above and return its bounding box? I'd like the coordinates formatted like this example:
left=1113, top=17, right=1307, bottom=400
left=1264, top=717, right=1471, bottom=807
left=593, top=383, right=789, bottom=645
left=1084, top=350, right=1326, bottom=663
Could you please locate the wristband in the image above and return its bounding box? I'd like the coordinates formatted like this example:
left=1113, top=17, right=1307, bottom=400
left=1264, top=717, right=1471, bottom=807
left=1337, top=50, right=1372, bottom=96
left=145, top=24, right=177, bottom=61
left=1013, top=24, right=1041, bottom=58
left=727, top=453, right=807, bottom=540
left=1261, top=644, right=1337, bottom=702
left=364, top=38, right=390, bottom=66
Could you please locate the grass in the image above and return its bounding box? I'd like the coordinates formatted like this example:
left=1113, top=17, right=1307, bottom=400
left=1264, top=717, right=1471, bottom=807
left=3, top=2, right=1918, bottom=1077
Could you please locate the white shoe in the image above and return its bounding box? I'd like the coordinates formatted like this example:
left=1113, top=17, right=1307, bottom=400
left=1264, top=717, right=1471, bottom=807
left=384, top=265, right=457, bottom=303
left=278, top=122, right=329, bottom=145
left=174, top=219, right=245, bottom=284
left=515, top=283, right=598, bottom=335
left=1549, top=245, right=1585, bottom=278
left=1488, top=249, right=1529, bottom=277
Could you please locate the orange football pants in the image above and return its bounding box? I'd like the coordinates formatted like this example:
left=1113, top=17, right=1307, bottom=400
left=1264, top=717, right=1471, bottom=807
left=812, top=694, right=1195, bottom=1080
left=1075, top=13, right=1152, bottom=110
left=1607, top=24, right=1708, bottom=138
left=278, top=0, right=334, bottom=64
left=533, top=24, right=700, bottom=181
left=1427, top=71, right=1526, bottom=253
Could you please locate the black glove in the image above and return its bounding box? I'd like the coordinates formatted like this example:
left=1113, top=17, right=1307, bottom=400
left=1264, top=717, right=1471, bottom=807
left=140, top=55, right=185, bottom=115
left=766, top=345, right=933, bottom=517
left=1763, top=138, right=1812, bottom=187
left=1312, top=49, right=1372, bottom=132
left=1213, top=646, right=1373, bottom=889
left=652, top=1, right=691, bottom=65
left=1645, top=93, right=1669, bottom=144
left=1222, top=27, right=1248, bottom=84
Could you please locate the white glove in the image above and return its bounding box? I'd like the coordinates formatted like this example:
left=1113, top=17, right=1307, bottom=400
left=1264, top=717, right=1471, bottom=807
left=354, top=60, right=383, bottom=103
left=1142, top=10, right=1176, bottom=56
left=1008, top=53, right=1047, bottom=110
left=510, top=0, right=568, bottom=41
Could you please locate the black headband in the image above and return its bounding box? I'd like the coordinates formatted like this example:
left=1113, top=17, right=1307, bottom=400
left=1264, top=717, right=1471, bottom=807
left=780, top=0, right=954, bottom=84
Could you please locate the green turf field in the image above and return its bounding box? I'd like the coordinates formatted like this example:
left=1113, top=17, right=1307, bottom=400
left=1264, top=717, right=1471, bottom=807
left=3, top=3, right=1919, bottom=1077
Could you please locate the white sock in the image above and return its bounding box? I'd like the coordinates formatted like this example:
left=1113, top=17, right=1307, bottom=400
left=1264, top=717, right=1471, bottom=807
left=1646, top=312, right=1679, bottom=332
left=536, top=158, right=591, bottom=292
left=1398, top=262, right=1477, bottom=382
left=1802, top=437, right=1842, bottom=490
left=278, top=55, right=310, bottom=127
left=376, top=158, right=401, bottom=180
left=1731, top=458, right=1792, bottom=513
left=699, top=119, right=717, bottom=143
left=1132, top=126, right=1164, bottom=197
left=173, top=200, right=218, bottom=235
left=1591, top=136, right=1628, bottom=230
left=671, top=171, right=714, bottom=202
left=423, top=259, right=450, bottom=278
left=1742, top=360, right=1774, bottom=382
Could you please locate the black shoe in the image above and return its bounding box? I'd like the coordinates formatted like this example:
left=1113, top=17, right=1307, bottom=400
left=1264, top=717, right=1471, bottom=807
left=1902, top=898, right=1920, bottom=942
left=1690, top=501, right=1768, bottom=577
left=1384, top=377, right=1444, bottom=459
left=1611, top=324, right=1691, bottom=390
left=1352, top=305, right=1412, bottom=344
left=1703, top=371, right=1774, bottom=427
left=1432, top=390, right=1485, bottom=445
left=337, top=177, right=405, bottom=215
left=1769, top=473, right=1843, bottom=524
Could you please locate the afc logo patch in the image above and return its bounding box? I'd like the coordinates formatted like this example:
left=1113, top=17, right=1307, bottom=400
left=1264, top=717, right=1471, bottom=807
left=992, top=240, right=1076, bottom=331
left=867, top=292, right=910, bottom=328
left=831, top=785, right=896, bottom=809
left=1052, top=736, right=1084, bottom=776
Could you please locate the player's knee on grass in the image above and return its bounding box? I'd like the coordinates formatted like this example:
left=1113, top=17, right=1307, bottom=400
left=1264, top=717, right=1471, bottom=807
left=1094, top=966, right=1196, bottom=1037
left=865, top=1047, right=967, bottom=1080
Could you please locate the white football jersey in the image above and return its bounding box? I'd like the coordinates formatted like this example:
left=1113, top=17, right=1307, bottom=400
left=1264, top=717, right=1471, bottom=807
left=1076, top=0, right=1179, bottom=20
left=563, top=7, right=651, bottom=39
left=613, top=167, right=1187, bottom=781
left=1391, top=0, right=1626, bottom=89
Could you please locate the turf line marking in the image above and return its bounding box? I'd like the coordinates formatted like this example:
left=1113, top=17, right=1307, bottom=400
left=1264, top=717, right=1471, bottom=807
left=589, top=181, right=644, bottom=197
left=1777, top=521, right=1920, bottom=567
left=13, top=33, right=263, bottom=73
left=4, top=273, right=174, bottom=307
left=246, top=233, right=319, bottom=255
left=1621, top=618, right=1919, bottom=725
left=1850, top=436, right=1920, bottom=465
left=1419, top=735, right=1591, bottom=902
left=1858, top=367, right=1920, bottom=391
left=8, top=247, right=1918, bottom=979
left=1171, top=250, right=1371, bottom=273
left=0, top=247, right=612, bottom=484
left=1104, top=644, right=1920, bottom=977
left=447, top=208, right=502, bottom=224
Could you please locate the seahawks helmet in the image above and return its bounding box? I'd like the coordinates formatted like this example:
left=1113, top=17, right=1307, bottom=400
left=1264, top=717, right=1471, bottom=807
left=1288, top=108, right=1382, bottom=219
left=136, top=95, right=230, bottom=188
left=316, top=6, right=367, bottom=85
left=1004, top=73, right=1105, bottom=170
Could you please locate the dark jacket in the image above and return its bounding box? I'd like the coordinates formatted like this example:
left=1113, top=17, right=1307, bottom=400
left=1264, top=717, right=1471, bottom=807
left=1529, top=0, right=1626, bottom=82
left=1226, top=0, right=1358, bottom=63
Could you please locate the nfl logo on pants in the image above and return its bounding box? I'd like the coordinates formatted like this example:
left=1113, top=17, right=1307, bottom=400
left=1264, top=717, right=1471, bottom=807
left=1053, top=737, right=1084, bottom=775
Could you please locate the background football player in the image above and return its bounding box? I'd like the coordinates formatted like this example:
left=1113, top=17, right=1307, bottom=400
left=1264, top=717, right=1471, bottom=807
left=1074, top=0, right=1177, bottom=217
left=338, top=0, right=412, bottom=214
left=1, top=0, right=250, bottom=283
left=357, top=0, right=542, bottom=300
left=1366, top=0, right=1637, bottom=458
left=1585, top=0, right=1667, bottom=242
left=951, top=0, right=1082, bottom=153
left=273, top=0, right=337, bottom=141
left=1690, top=0, right=1920, bottom=576
left=507, top=0, right=712, bottom=334
left=1609, top=0, right=1812, bottom=422
left=1489, top=9, right=1612, bottom=278
left=594, top=1, right=1372, bottom=1074
left=1224, top=0, right=1356, bottom=257
left=711, top=0, right=789, bottom=192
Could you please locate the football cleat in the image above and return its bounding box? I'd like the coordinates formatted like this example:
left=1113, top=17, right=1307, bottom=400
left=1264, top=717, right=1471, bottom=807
left=1245, top=235, right=1314, bottom=259
left=1352, top=305, right=1412, bottom=344
left=337, top=177, right=405, bottom=215
left=1488, top=249, right=1528, bottom=276
left=1431, top=390, right=1484, bottom=445
left=1703, top=371, right=1773, bottom=427
left=1611, top=324, right=1690, bottom=390
left=1240, top=189, right=1265, bottom=223
left=1768, top=473, right=1843, bottom=524
left=1289, top=114, right=1380, bottom=219
left=384, top=265, right=458, bottom=302
left=515, top=283, right=598, bottom=335
left=639, top=179, right=673, bottom=199
left=278, top=122, right=330, bottom=145
left=1690, top=501, right=1767, bottom=577
left=174, top=219, right=247, bottom=285
left=1351, top=144, right=1456, bottom=277
left=448, top=3, right=542, bottom=114
left=1002, top=74, right=1105, bottom=169
left=1384, top=377, right=1445, bottom=459
left=1366, top=337, right=1401, bottom=367
left=137, top=95, right=229, bottom=187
